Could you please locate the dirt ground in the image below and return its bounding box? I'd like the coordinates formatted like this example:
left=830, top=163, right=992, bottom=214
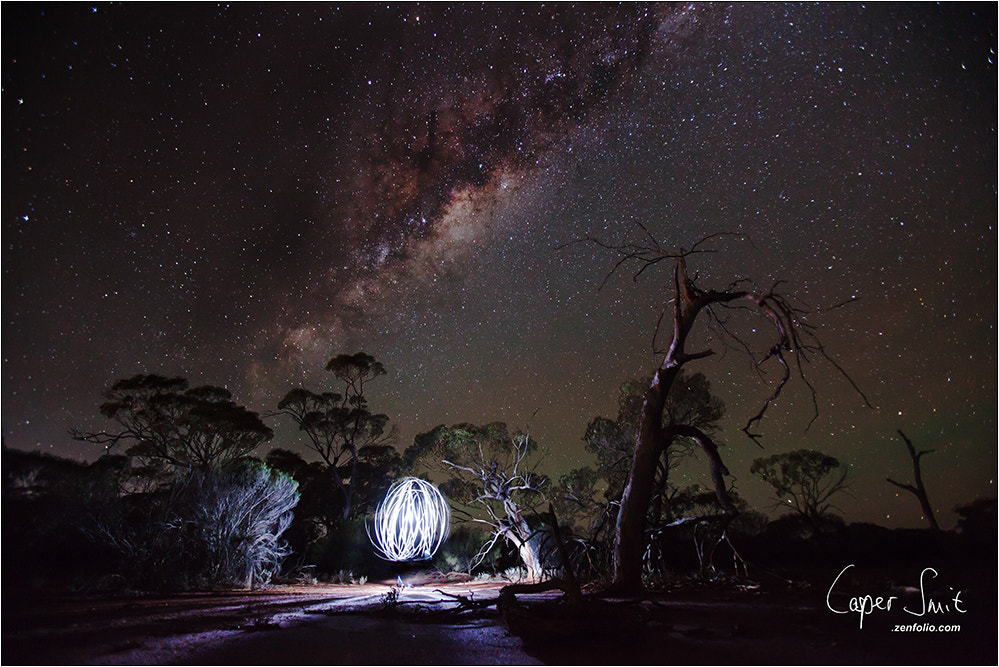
left=2, top=579, right=995, bottom=665
left=3, top=581, right=531, bottom=665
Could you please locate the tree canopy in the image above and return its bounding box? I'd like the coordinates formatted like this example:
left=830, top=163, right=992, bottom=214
left=73, top=374, right=272, bottom=470
left=750, top=449, right=849, bottom=528
left=582, top=371, right=725, bottom=507
left=276, top=352, right=396, bottom=521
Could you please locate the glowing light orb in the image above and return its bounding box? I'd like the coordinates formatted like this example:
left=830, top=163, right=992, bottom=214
left=369, top=477, right=450, bottom=561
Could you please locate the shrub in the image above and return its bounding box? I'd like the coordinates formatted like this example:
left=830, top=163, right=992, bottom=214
left=181, top=461, right=300, bottom=588
left=82, top=459, right=299, bottom=590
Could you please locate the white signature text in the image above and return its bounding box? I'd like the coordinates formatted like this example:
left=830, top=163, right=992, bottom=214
left=825, top=564, right=966, bottom=629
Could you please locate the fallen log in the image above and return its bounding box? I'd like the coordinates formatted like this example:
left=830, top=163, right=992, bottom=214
left=498, top=580, right=648, bottom=647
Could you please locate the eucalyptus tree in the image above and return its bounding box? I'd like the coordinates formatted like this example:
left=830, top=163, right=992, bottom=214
left=557, top=372, right=725, bottom=581
left=584, top=371, right=725, bottom=525
left=72, top=375, right=295, bottom=589
left=72, top=374, right=273, bottom=471
left=751, top=449, right=849, bottom=531
left=275, top=352, right=397, bottom=522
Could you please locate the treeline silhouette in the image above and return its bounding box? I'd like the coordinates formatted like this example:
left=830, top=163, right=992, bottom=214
left=2, top=354, right=995, bottom=594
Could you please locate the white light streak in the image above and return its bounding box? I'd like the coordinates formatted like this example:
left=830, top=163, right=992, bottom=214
left=369, top=477, right=450, bottom=562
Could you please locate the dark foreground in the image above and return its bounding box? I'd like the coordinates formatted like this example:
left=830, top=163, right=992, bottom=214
left=3, top=579, right=995, bottom=665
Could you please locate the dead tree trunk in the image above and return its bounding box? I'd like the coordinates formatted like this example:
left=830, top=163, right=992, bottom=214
left=613, top=376, right=678, bottom=593
left=887, top=430, right=941, bottom=530
left=504, top=503, right=543, bottom=582
left=612, top=258, right=739, bottom=593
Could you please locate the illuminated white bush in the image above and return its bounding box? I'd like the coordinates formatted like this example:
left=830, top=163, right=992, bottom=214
left=369, top=477, right=450, bottom=561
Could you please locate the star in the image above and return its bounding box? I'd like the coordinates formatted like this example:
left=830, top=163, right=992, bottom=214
left=1, top=2, right=993, bottom=529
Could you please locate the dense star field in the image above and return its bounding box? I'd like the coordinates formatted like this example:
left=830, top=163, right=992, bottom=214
left=3, top=3, right=995, bottom=528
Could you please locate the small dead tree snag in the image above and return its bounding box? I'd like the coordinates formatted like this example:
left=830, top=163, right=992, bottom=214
left=886, top=429, right=941, bottom=531
left=582, top=231, right=873, bottom=594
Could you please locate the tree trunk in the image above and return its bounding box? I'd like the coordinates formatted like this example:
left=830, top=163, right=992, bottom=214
left=610, top=261, right=706, bottom=594
left=611, top=368, right=679, bottom=593
left=649, top=457, right=670, bottom=526
left=518, top=539, right=543, bottom=583
left=505, top=498, right=543, bottom=581
left=500, top=524, right=543, bottom=582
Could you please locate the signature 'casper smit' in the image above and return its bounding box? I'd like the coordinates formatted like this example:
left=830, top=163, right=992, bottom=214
left=826, top=564, right=967, bottom=629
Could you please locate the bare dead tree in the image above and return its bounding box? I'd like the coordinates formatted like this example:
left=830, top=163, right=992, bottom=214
left=407, top=422, right=548, bottom=581
left=887, top=429, right=941, bottom=531
left=443, top=431, right=547, bottom=582
left=580, top=230, right=873, bottom=594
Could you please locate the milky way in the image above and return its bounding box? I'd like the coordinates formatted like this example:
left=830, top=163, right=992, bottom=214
left=3, top=3, right=995, bottom=528
left=263, top=4, right=704, bottom=374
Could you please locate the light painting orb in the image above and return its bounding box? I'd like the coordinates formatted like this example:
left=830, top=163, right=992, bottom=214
left=369, top=477, right=450, bottom=561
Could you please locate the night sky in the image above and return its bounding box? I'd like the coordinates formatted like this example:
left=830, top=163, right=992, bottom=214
left=3, top=3, right=995, bottom=529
